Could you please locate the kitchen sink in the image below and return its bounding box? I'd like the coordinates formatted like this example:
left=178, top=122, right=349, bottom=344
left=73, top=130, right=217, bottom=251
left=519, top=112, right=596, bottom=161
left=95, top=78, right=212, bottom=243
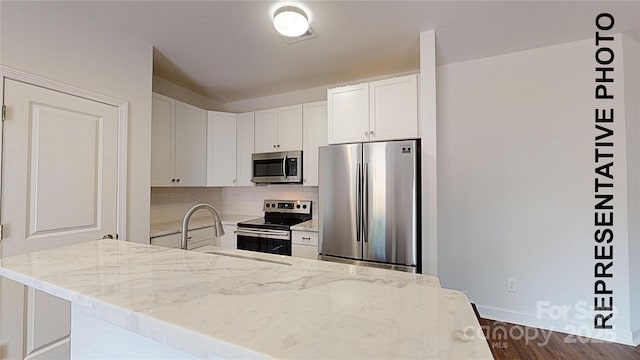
left=205, top=251, right=292, bottom=266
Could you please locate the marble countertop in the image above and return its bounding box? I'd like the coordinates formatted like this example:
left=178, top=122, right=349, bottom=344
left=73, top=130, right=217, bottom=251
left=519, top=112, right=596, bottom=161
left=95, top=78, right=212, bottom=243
left=150, top=214, right=258, bottom=238
left=290, top=219, right=319, bottom=232
left=0, top=240, right=492, bottom=359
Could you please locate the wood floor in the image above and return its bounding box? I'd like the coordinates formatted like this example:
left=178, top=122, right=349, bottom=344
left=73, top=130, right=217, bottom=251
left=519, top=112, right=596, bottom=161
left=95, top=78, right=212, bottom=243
left=474, top=308, right=640, bottom=359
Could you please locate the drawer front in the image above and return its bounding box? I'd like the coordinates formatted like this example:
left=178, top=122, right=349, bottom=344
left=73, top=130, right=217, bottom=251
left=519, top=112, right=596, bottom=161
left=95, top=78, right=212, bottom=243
left=292, top=244, right=318, bottom=259
left=292, top=231, right=318, bottom=246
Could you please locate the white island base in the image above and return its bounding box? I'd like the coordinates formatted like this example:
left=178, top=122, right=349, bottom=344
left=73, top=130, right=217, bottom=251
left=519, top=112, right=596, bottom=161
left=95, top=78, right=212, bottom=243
left=1, top=240, right=493, bottom=359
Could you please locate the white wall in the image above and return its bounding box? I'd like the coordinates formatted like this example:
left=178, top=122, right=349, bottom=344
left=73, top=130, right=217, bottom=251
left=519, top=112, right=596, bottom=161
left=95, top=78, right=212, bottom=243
left=437, top=37, right=635, bottom=344
left=622, top=34, right=640, bottom=342
left=150, top=187, right=223, bottom=225
left=419, top=30, right=438, bottom=276
left=153, top=76, right=224, bottom=111
left=0, top=2, right=153, bottom=243
left=221, top=71, right=417, bottom=113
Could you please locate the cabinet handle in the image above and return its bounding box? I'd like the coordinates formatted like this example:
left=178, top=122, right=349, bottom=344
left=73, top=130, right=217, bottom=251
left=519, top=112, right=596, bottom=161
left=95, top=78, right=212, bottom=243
left=370, top=131, right=375, bottom=136
left=364, top=131, right=369, bottom=136
left=176, top=179, right=180, bottom=183
left=171, top=179, right=176, bottom=182
left=232, top=179, right=236, bottom=183
left=273, top=145, right=276, bottom=148
left=277, top=144, right=280, bottom=148
left=302, top=237, right=311, bottom=240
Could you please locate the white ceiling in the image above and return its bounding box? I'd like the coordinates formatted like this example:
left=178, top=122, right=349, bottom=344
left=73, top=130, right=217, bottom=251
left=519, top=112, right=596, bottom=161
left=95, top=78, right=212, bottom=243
left=64, top=1, right=640, bottom=103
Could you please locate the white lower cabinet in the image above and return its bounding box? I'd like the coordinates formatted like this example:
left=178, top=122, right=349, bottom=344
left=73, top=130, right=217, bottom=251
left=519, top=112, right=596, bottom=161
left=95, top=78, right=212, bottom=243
left=219, top=224, right=237, bottom=249
left=150, top=227, right=214, bottom=250
left=291, top=231, right=318, bottom=259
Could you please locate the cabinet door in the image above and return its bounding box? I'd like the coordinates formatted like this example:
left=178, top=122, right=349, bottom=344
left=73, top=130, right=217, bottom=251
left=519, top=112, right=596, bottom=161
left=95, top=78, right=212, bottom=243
left=222, top=225, right=237, bottom=249
left=276, top=104, right=303, bottom=151
left=25, top=288, right=71, bottom=358
left=254, top=109, right=278, bottom=153
left=302, top=101, right=327, bottom=186
left=208, top=111, right=237, bottom=186
left=174, top=101, right=207, bottom=186
left=292, top=231, right=319, bottom=259
left=150, top=233, right=181, bottom=249
left=236, top=112, right=255, bottom=186
left=151, top=93, right=175, bottom=186
left=327, top=83, right=369, bottom=144
left=369, top=74, right=418, bottom=141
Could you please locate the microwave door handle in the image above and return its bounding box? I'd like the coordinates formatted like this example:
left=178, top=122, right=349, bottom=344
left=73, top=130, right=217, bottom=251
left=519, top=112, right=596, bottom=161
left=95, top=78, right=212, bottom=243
left=282, top=155, right=288, bottom=177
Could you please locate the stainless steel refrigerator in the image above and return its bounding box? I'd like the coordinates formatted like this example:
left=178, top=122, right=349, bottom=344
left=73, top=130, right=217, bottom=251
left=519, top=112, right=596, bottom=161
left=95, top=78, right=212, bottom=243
left=318, top=140, right=420, bottom=273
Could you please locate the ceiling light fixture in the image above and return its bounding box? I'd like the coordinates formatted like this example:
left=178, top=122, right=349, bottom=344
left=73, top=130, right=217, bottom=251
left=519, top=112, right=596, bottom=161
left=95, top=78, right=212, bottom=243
left=273, top=6, right=309, bottom=37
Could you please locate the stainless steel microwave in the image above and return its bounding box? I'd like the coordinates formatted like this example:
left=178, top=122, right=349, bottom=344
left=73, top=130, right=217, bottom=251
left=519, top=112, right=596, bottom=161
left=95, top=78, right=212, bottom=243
left=251, top=150, right=303, bottom=184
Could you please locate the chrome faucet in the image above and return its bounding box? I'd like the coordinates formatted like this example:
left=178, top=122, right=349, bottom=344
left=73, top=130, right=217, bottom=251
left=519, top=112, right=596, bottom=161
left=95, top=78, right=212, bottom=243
left=181, top=203, right=225, bottom=250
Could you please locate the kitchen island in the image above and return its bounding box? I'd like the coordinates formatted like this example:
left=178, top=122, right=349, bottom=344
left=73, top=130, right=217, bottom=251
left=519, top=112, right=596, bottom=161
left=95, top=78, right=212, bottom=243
left=0, top=240, right=492, bottom=359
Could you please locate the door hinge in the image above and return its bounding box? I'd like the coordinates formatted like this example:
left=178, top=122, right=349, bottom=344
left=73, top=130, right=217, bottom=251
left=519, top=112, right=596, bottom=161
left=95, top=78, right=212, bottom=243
left=2, top=105, right=6, bottom=121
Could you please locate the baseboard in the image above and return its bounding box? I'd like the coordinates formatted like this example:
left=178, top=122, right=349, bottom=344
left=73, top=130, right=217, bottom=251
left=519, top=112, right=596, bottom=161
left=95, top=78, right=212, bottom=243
left=632, top=325, right=640, bottom=346
left=475, top=304, right=636, bottom=346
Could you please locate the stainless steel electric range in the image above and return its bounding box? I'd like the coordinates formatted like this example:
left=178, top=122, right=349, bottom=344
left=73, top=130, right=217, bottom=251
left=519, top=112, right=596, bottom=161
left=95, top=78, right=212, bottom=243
left=236, top=200, right=312, bottom=256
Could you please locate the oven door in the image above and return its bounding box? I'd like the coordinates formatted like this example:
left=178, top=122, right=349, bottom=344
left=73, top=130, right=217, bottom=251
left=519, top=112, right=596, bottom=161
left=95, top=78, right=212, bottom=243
left=236, top=227, right=292, bottom=256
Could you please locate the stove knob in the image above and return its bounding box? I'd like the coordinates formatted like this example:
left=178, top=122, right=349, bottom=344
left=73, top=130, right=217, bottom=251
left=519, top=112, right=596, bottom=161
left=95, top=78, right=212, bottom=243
left=296, top=205, right=301, bottom=209
left=266, top=204, right=270, bottom=208
left=302, top=205, right=307, bottom=209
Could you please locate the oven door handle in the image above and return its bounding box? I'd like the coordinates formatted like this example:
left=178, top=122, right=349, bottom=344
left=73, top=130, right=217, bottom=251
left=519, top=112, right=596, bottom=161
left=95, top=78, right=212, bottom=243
left=237, top=227, right=291, bottom=240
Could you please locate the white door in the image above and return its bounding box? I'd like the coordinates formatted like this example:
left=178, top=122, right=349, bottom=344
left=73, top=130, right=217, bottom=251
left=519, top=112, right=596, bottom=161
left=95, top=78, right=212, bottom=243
left=174, top=101, right=207, bottom=186
left=369, top=74, right=418, bottom=141
left=236, top=112, right=255, bottom=186
left=1, top=79, right=120, bottom=360
left=254, top=108, right=278, bottom=153
left=302, top=101, right=327, bottom=186
left=2, top=79, right=119, bottom=256
left=276, top=104, right=303, bottom=151
left=327, top=83, right=369, bottom=144
left=151, top=93, right=176, bottom=186
left=207, top=111, right=237, bottom=186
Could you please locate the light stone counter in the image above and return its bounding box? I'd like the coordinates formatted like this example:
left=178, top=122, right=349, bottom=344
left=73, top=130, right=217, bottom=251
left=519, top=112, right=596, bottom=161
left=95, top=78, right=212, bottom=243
left=150, top=214, right=258, bottom=238
left=0, top=240, right=492, bottom=359
left=290, top=219, right=319, bottom=232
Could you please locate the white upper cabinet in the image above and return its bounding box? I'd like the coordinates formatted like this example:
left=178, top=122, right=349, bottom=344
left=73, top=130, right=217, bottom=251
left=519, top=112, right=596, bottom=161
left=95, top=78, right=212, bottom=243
left=254, top=109, right=278, bottom=153
left=369, top=74, right=418, bottom=141
left=276, top=104, right=303, bottom=151
left=302, top=101, right=327, bottom=187
left=254, top=104, right=303, bottom=153
left=327, top=74, right=417, bottom=144
left=151, top=93, right=207, bottom=187
left=151, top=94, right=174, bottom=186
left=236, top=112, right=255, bottom=187
left=175, top=101, right=208, bottom=186
left=327, top=83, right=369, bottom=144
left=207, top=111, right=237, bottom=186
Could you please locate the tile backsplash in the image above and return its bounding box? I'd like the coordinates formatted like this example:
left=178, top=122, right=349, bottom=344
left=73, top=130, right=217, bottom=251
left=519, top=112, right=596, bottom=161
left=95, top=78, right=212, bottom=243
left=150, top=186, right=318, bottom=225
left=150, top=187, right=223, bottom=224
left=222, top=185, right=319, bottom=219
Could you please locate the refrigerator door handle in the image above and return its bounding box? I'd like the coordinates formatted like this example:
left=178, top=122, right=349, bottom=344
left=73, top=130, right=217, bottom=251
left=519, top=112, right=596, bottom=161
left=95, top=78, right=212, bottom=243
left=356, top=163, right=362, bottom=242
left=364, top=162, right=369, bottom=243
